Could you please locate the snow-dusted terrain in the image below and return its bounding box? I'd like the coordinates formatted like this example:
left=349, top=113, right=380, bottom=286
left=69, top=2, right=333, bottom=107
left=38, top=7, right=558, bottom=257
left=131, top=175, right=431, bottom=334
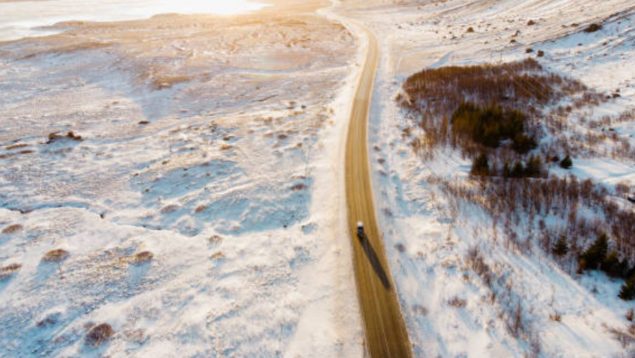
left=0, top=6, right=365, bottom=357
left=2, top=0, right=635, bottom=357
left=338, top=0, right=635, bottom=356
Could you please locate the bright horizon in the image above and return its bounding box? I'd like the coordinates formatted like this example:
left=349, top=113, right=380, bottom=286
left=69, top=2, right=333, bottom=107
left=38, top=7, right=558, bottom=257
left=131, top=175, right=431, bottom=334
left=0, top=0, right=267, bottom=41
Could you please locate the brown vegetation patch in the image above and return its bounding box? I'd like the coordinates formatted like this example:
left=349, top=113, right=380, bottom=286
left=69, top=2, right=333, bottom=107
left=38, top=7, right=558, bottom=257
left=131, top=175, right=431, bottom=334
left=47, top=131, right=83, bottom=144
left=2, top=224, right=23, bottom=234
left=130, top=251, right=154, bottom=265
left=152, top=75, right=191, bottom=90
left=211, top=252, right=225, bottom=260
left=208, top=235, right=223, bottom=245
left=448, top=296, right=467, bottom=308
left=402, top=59, right=586, bottom=115
left=584, top=23, right=603, bottom=33
left=160, top=204, right=180, bottom=214
left=5, top=143, right=29, bottom=150
left=290, top=183, right=307, bottom=191
left=85, top=323, right=114, bottom=347
left=0, top=263, right=22, bottom=280
left=42, top=249, right=70, bottom=262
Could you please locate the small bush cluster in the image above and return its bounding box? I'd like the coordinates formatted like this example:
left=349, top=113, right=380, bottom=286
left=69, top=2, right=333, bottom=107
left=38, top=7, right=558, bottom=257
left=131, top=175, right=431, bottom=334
left=401, top=59, right=632, bottom=303
left=577, top=234, right=635, bottom=300
left=452, top=103, right=536, bottom=152
left=86, top=323, right=114, bottom=347
left=584, top=23, right=603, bottom=33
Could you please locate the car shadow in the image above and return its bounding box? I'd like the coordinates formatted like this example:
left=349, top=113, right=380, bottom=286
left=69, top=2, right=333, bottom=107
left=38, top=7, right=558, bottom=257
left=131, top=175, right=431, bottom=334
left=357, top=231, right=391, bottom=290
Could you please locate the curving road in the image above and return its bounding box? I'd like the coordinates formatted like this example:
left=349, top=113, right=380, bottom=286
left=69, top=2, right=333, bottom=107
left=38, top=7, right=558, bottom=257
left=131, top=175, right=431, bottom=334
left=345, top=29, right=412, bottom=357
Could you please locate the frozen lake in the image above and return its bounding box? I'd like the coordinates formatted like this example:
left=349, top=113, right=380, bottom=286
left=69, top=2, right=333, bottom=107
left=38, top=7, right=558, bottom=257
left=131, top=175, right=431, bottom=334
left=0, top=0, right=267, bottom=41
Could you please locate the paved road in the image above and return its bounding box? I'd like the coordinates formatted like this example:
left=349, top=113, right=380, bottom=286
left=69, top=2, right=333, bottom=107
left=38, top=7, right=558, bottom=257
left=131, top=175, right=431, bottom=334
left=345, top=29, right=412, bottom=357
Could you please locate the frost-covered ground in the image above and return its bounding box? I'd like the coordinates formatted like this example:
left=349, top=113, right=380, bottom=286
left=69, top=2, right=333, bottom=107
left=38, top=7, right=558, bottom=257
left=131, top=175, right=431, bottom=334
left=338, top=0, right=635, bottom=356
left=0, top=8, right=365, bottom=357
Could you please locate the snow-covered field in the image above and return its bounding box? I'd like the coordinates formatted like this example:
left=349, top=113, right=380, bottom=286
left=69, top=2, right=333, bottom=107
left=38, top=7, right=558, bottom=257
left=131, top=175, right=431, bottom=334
left=0, top=0, right=267, bottom=41
left=0, top=7, right=365, bottom=357
left=2, top=0, right=635, bottom=356
left=338, top=0, right=635, bottom=356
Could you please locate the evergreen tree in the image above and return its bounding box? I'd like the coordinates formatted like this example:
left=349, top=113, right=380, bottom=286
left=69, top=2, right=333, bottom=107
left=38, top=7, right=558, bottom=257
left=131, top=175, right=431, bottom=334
left=579, top=234, right=608, bottom=271
left=502, top=161, right=511, bottom=178
left=553, top=236, right=568, bottom=257
left=619, top=275, right=635, bottom=301
left=525, top=155, right=543, bottom=177
left=511, top=161, right=524, bottom=178
left=471, top=153, right=490, bottom=176
left=560, top=155, right=573, bottom=169
left=601, top=251, right=629, bottom=278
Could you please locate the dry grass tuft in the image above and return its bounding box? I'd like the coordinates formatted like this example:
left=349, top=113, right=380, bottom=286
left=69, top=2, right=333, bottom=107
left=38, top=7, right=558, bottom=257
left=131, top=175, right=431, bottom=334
left=549, top=311, right=562, bottom=322
left=0, top=263, right=22, bottom=280
left=47, top=131, right=83, bottom=144
left=42, top=249, right=70, bottom=263
left=208, top=235, right=223, bottom=245
left=211, top=252, right=225, bottom=260
left=160, top=204, right=180, bottom=214
left=5, top=143, right=29, bottom=150
left=448, top=296, right=467, bottom=308
left=2, top=224, right=23, bottom=234
left=130, top=251, right=154, bottom=265
left=85, top=323, right=114, bottom=347
left=151, top=75, right=191, bottom=90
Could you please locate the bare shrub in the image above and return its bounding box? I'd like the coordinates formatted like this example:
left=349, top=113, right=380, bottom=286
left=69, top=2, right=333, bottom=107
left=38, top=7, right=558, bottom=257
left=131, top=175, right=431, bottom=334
left=608, top=326, right=635, bottom=349
left=403, top=59, right=580, bottom=116
left=86, top=323, right=114, bottom=347
left=466, top=246, right=492, bottom=286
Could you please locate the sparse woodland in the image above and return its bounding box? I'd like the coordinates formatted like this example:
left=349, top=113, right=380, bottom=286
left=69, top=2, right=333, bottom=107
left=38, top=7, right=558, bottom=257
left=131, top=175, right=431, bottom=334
left=399, top=58, right=635, bottom=301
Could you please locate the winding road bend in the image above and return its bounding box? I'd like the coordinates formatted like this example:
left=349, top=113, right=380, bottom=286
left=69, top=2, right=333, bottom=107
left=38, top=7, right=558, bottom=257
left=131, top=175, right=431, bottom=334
left=345, top=29, right=412, bottom=357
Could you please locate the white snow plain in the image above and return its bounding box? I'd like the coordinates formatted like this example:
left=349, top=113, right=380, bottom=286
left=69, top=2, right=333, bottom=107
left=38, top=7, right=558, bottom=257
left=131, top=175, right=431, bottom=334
left=0, top=7, right=365, bottom=357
